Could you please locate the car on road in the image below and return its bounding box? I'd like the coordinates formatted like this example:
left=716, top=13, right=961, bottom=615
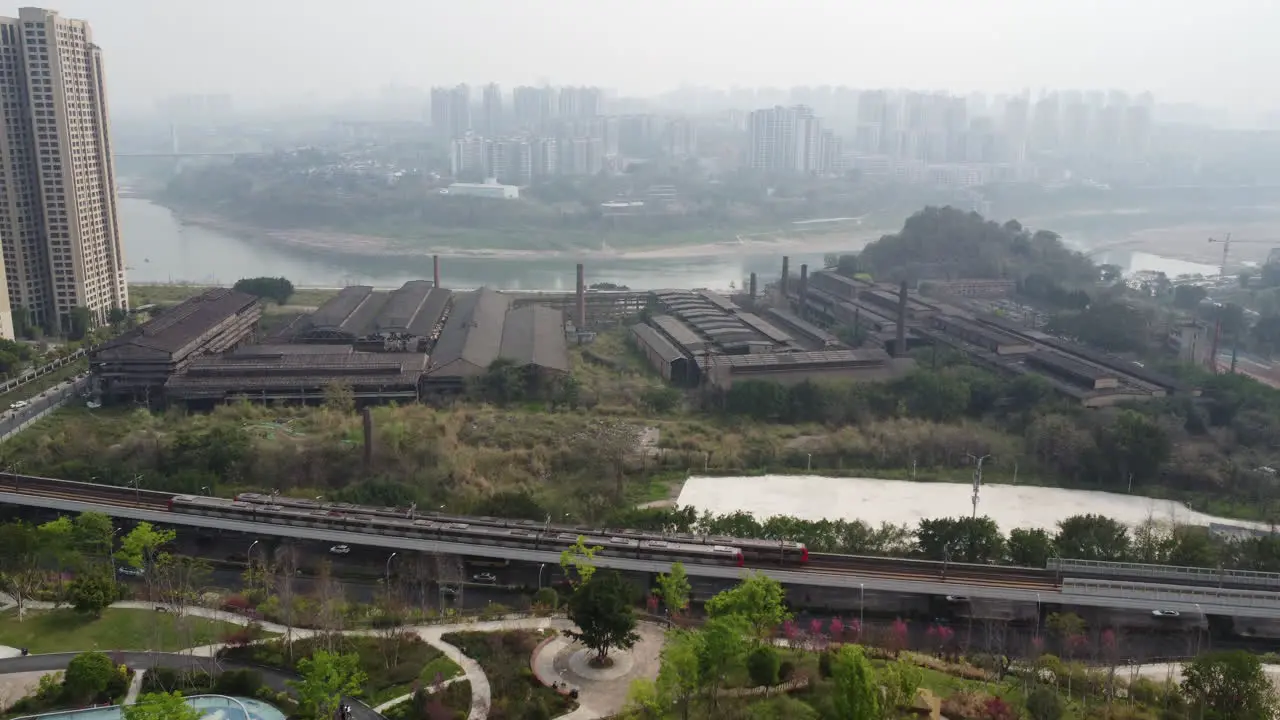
left=1152, top=609, right=1180, bottom=618
left=945, top=595, right=969, bottom=603
left=9, top=400, right=28, bottom=410
left=328, top=544, right=351, bottom=555
left=472, top=572, right=498, bottom=584
left=117, top=566, right=144, bottom=577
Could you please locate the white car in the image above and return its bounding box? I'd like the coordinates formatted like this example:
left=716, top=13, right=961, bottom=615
left=1152, top=609, right=1180, bottom=618
left=328, top=545, right=351, bottom=555
left=945, top=595, right=970, bottom=603
left=117, top=566, right=144, bottom=577
left=472, top=572, right=497, bottom=584
left=9, top=400, right=28, bottom=410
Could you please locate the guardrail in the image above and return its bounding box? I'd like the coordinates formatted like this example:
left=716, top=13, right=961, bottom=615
left=0, top=349, right=85, bottom=396
left=1062, top=578, right=1280, bottom=609
left=1049, top=557, right=1280, bottom=590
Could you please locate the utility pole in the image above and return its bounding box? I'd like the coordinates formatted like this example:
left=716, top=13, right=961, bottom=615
left=966, top=453, right=991, bottom=519
left=1209, top=233, right=1232, bottom=278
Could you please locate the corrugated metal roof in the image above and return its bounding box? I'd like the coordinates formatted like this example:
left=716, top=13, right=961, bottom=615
left=630, top=323, right=685, bottom=363
left=650, top=315, right=708, bottom=352
left=500, top=305, right=569, bottom=372
left=430, top=288, right=511, bottom=372
left=94, top=288, right=260, bottom=358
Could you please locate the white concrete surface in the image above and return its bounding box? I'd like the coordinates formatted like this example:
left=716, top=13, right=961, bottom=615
left=676, top=475, right=1271, bottom=532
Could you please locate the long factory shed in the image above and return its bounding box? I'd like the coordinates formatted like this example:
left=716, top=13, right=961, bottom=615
left=5, top=489, right=1280, bottom=619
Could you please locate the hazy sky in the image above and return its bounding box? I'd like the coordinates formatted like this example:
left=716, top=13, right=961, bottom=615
left=40, top=0, right=1280, bottom=115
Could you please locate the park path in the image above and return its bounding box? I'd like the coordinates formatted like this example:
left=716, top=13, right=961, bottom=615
left=0, top=595, right=651, bottom=720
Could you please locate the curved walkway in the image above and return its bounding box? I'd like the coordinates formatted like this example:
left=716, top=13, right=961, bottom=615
left=0, top=595, right=665, bottom=720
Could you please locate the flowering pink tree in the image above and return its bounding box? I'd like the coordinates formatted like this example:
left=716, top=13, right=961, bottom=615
left=848, top=618, right=862, bottom=642
left=809, top=618, right=826, bottom=650
left=781, top=619, right=800, bottom=649
left=645, top=594, right=659, bottom=614
left=1030, top=635, right=1045, bottom=656
left=828, top=618, right=845, bottom=645
left=886, top=618, right=909, bottom=656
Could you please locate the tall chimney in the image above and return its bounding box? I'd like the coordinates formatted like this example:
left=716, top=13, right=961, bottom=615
left=780, top=256, right=790, bottom=296
left=798, top=264, right=809, bottom=319
left=749, top=272, right=758, bottom=300
left=432, top=255, right=440, bottom=287
left=895, top=280, right=908, bottom=356
left=575, top=263, right=586, bottom=328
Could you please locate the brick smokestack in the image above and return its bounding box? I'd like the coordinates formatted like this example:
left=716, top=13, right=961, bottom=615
left=798, top=264, right=809, bottom=319
left=749, top=272, right=758, bottom=300
left=432, top=255, right=440, bottom=287
left=575, top=263, right=586, bottom=328
left=780, top=256, right=790, bottom=296
left=896, top=280, right=908, bottom=356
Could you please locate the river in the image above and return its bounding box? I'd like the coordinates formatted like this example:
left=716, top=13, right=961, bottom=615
left=116, top=197, right=1220, bottom=290
left=116, top=198, right=834, bottom=290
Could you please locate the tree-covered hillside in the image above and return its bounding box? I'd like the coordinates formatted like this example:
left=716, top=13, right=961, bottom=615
left=854, top=206, right=1097, bottom=284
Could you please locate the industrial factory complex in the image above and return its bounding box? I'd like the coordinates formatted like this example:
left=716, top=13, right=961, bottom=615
left=88, top=253, right=1193, bottom=408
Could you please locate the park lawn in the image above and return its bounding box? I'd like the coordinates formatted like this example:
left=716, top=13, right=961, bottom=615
left=0, top=607, right=248, bottom=654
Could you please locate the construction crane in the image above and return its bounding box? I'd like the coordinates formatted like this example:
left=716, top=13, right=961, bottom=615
left=1208, top=234, right=1280, bottom=277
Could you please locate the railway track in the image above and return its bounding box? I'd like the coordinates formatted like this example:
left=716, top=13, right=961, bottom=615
left=804, top=555, right=1059, bottom=591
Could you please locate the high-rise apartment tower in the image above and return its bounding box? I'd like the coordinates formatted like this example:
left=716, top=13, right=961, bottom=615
left=0, top=7, right=127, bottom=337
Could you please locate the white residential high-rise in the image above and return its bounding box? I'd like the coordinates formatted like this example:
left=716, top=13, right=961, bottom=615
left=480, top=83, right=503, bottom=136
left=747, top=105, right=836, bottom=174
left=0, top=7, right=128, bottom=337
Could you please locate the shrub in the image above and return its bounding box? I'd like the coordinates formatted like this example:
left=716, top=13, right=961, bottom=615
left=747, top=646, right=781, bottom=688
left=221, top=594, right=252, bottom=613
left=480, top=602, right=512, bottom=621
left=778, top=660, right=796, bottom=682
left=1025, top=686, right=1064, bottom=720
left=532, top=587, right=559, bottom=610
left=941, top=690, right=992, bottom=720
left=817, top=651, right=833, bottom=679
left=64, top=651, right=118, bottom=703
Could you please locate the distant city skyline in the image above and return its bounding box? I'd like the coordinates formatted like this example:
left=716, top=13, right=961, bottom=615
left=39, top=0, right=1280, bottom=127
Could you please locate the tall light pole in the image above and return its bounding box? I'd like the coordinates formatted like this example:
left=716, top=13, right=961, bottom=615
left=128, top=474, right=142, bottom=506
left=247, top=540, right=260, bottom=570
left=538, top=563, right=547, bottom=590
left=859, top=583, right=865, bottom=638
left=385, top=552, right=398, bottom=588
left=965, top=453, right=991, bottom=519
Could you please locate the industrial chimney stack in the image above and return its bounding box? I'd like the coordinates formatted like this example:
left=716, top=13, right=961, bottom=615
left=895, top=280, right=909, bottom=356
left=575, top=263, right=586, bottom=328
left=798, top=264, right=809, bottom=319
left=780, top=256, right=790, bottom=296
left=432, top=255, right=440, bottom=288
left=749, top=272, right=758, bottom=300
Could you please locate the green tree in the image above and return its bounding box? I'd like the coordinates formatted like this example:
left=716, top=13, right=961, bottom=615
left=290, top=651, right=367, bottom=720
left=829, top=645, right=881, bottom=720
left=704, top=571, right=790, bottom=641
left=67, top=306, right=93, bottom=340
left=1025, top=686, right=1064, bottom=720
left=564, top=570, right=640, bottom=662
left=1182, top=650, right=1278, bottom=720
left=63, top=651, right=117, bottom=703
left=560, top=535, right=602, bottom=587
left=655, top=562, right=691, bottom=617
left=68, top=570, right=116, bottom=616
left=746, top=645, right=781, bottom=688
left=0, top=520, right=43, bottom=619
left=897, top=370, right=970, bottom=422
left=656, top=629, right=701, bottom=720
left=1096, top=410, right=1171, bottom=487
left=124, top=692, right=201, bottom=720
left=1008, top=528, right=1055, bottom=567
left=1055, top=514, right=1131, bottom=561
left=1173, top=284, right=1208, bottom=309
left=117, top=522, right=176, bottom=600
left=233, top=276, right=295, bottom=305
left=697, top=615, right=749, bottom=710
left=915, top=516, right=1005, bottom=563
left=73, top=512, right=115, bottom=563
left=880, top=656, right=923, bottom=710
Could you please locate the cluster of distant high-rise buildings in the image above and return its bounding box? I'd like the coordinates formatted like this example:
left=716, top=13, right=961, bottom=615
left=0, top=7, right=126, bottom=338
left=430, top=83, right=696, bottom=184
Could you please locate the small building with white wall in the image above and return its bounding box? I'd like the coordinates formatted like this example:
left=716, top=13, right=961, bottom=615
left=443, top=180, right=519, bottom=200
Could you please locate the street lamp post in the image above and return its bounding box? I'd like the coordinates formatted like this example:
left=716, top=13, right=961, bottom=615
left=129, top=474, right=142, bottom=505
left=385, top=552, right=398, bottom=588
left=859, top=583, right=865, bottom=638
left=965, top=453, right=992, bottom=519
left=538, top=563, right=547, bottom=590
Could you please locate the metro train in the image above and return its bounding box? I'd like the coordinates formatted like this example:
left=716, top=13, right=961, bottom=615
left=169, top=494, right=745, bottom=567
left=232, top=491, right=809, bottom=566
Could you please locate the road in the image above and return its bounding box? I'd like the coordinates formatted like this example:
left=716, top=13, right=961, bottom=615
left=0, top=374, right=90, bottom=441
